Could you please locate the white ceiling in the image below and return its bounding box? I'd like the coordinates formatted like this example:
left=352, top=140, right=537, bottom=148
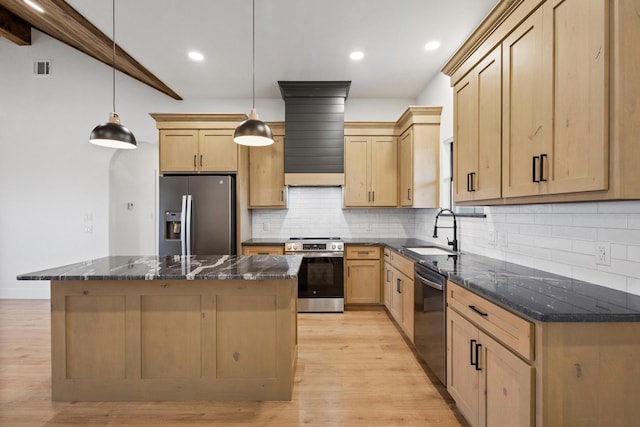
left=65, top=0, right=498, bottom=100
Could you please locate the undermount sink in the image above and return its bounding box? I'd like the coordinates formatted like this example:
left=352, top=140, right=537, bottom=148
left=405, top=247, right=457, bottom=256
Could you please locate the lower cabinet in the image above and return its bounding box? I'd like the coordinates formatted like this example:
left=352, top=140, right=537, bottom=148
left=242, top=245, right=284, bottom=255
left=384, top=249, right=414, bottom=342
left=447, top=307, right=534, bottom=427
left=345, top=246, right=381, bottom=305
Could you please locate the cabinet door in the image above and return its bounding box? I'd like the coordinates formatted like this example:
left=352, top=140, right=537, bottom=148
left=370, top=136, right=397, bottom=206
left=401, top=276, right=414, bottom=343
left=344, top=136, right=371, bottom=206
left=502, top=8, right=546, bottom=198
left=159, top=129, right=198, bottom=173
left=480, top=331, right=534, bottom=427
left=345, top=260, right=381, bottom=304
left=454, top=74, right=478, bottom=203
left=447, top=308, right=480, bottom=427
left=198, top=130, right=237, bottom=172
left=390, top=270, right=403, bottom=324
left=540, top=0, right=608, bottom=195
left=475, top=48, right=502, bottom=200
left=399, top=129, right=414, bottom=206
left=249, top=136, right=285, bottom=207
left=383, top=262, right=392, bottom=309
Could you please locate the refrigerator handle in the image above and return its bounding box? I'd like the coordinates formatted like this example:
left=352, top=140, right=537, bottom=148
left=180, top=195, right=188, bottom=256
left=185, top=195, right=193, bottom=256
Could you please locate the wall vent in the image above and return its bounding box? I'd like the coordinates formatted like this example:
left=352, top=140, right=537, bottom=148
left=33, top=60, right=52, bottom=76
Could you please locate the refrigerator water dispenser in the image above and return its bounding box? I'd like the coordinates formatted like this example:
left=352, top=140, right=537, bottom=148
left=164, top=211, right=181, bottom=240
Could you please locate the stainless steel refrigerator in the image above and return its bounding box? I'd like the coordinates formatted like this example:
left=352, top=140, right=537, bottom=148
left=158, top=175, right=236, bottom=256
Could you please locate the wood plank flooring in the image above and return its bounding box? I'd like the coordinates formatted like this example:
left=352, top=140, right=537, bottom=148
left=0, top=299, right=466, bottom=426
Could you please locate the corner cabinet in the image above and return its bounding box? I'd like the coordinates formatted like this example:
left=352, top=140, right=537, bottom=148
left=444, top=0, right=640, bottom=205
left=249, top=128, right=286, bottom=208
left=344, top=135, right=397, bottom=207
left=396, top=107, right=442, bottom=208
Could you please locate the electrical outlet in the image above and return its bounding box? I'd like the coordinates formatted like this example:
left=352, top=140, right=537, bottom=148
left=498, top=231, right=508, bottom=248
left=488, top=230, right=497, bottom=246
left=262, top=222, right=270, bottom=232
left=595, top=243, right=611, bottom=266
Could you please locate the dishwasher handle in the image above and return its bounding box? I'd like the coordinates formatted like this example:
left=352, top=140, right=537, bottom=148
left=415, top=272, right=444, bottom=291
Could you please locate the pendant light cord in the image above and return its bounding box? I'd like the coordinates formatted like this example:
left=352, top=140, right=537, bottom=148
left=252, top=0, right=255, bottom=109
left=112, top=0, right=116, bottom=113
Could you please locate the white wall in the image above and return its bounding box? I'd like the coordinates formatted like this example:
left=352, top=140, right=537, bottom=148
left=415, top=73, right=640, bottom=296
left=0, top=31, right=414, bottom=299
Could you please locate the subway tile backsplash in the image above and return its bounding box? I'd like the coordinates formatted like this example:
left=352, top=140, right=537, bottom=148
left=251, top=188, right=640, bottom=296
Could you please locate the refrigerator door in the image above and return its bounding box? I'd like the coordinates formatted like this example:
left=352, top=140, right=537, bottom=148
left=188, top=175, right=236, bottom=255
left=158, top=176, right=188, bottom=256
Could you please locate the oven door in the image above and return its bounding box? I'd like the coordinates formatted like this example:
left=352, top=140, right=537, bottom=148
left=297, top=253, right=344, bottom=299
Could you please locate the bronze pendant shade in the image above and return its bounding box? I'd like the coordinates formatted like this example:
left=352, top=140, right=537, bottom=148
left=233, top=0, right=273, bottom=147
left=89, top=0, right=136, bottom=149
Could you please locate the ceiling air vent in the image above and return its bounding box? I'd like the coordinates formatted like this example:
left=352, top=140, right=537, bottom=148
left=33, top=60, right=52, bottom=77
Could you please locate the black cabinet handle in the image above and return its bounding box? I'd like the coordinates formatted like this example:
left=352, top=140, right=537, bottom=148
left=540, top=153, right=547, bottom=182
left=470, top=339, right=477, bottom=367
left=193, top=155, right=197, bottom=168
left=532, top=156, right=539, bottom=182
left=347, top=266, right=350, bottom=277
left=470, top=172, right=476, bottom=192
left=469, top=305, right=488, bottom=317
left=475, top=342, right=482, bottom=371
left=407, top=188, right=411, bottom=201
left=396, top=278, right=402, bottom=294
left=466, top=173, right=471, bottom=192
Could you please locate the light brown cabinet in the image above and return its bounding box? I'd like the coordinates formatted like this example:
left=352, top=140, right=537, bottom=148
left=447, top=307, right=534, bottom=427
left=384, top=250, right=414, bottom=342
left=453, top=46, right=502, bottom=202
left=344, top=136, right=397, bottom=207
left=159, top=129, right=238, bottom=173
left=396, top=107, right=442, bottom=208
left=249, top=135, right=286, bottom=208
left=444, top=0, right=640, bottom=205
left=345, top=246, right=382, bottom=305
left=241, top=245, right=284, bottom=255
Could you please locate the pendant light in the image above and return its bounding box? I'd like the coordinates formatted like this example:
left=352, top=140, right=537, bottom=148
left=89, top=0, right=136, bottom=149
left=233, top=0, right=273, bottom=147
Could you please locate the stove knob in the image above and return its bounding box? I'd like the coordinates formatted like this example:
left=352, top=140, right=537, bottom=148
left=286, top=244, right=293, bottom=251
left=331, top=243, right=337, bottom=250
left=337, top=243, right=343, bottom=250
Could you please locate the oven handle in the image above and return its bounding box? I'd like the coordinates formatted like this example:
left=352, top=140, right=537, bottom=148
left=415, top=272, right=444, bottom=291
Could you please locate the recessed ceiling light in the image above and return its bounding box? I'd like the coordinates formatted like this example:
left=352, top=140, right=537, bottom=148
left=24, top=0, right=44, bottom=13
left=188, top=51, right=204, bottom=61
left=350, top=51, right=364, bottom=61
left=424, top=41, right=441, bottom=51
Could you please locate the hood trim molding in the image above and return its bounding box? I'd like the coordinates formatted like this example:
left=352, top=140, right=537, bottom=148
left=285, top=173, right=344, bottom=186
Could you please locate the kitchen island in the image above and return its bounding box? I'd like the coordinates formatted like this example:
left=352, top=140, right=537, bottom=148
left=17, top=255, right=302, bottom=401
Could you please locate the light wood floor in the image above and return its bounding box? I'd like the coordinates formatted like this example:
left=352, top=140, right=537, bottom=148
left=0, top=300, right=466, bottom=426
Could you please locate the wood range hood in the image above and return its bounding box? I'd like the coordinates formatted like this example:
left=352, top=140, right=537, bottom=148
left=278, top=81, right=351, bottom=186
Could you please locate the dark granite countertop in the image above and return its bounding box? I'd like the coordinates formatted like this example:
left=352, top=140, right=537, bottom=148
left=17, top=255, right=303, bottom=281
left=243, top=237, right=640, bottom=322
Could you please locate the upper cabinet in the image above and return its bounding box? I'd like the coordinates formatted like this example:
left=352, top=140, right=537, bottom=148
left=396, top=107, right=442, bottom=208
left=152, top=114, right=245, bottom=174
left=453, top=47, right=502, bottom=202
left=444, top=0, right=640, bottom=205
left=344, top=132, right=397, bottom=207
left=249, top=125, right=286, bottom=208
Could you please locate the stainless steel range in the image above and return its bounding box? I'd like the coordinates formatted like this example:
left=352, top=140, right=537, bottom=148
left=285, top=237, right=344, bottom=313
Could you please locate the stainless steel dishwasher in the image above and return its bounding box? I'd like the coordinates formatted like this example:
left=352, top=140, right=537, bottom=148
left=414, top=263, right=447, bottom=386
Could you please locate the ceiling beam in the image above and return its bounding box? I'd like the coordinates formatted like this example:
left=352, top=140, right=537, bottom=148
left=0, top=0, right=182, bottom=100
left=0, top=5, right=31, bottom=45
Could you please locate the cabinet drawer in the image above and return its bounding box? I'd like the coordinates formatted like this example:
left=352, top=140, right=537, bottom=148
left=242, top=245, right=284, bottom=256
left=390, top=251, right=414, bottom=278
left=346, top=246, right=381, bottom=260
left=447, top=281, right=534, bottom=361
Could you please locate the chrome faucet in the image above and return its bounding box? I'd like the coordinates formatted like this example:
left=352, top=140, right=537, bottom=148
left=433, top=208, right=458, bottom=252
